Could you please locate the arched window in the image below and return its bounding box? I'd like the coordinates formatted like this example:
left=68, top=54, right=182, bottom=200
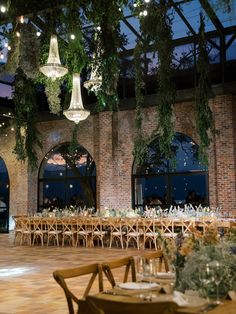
left=0, top=157, right=9, bottom=232
left=132, top=133, right=208, bottom=209
left=38, top=143, right=96, bottom=211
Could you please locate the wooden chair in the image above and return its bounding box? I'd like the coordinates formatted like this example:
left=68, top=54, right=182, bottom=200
left=46, top=218, right=62, bottom=246
left=76, top=217, right=92, bottom=247
left=102, top=256, right=136, bottom=288
left=108, top=218, right=126, bottom=249
left=90, top=218, right=107, bottom=248
left=61, top=218, right=77, bottom=247
left=32, top=218, right=47, bottom=246
left=53, top=263, right=104, bottom=314
left=125, top=218, right=141, bottom=249
left=141, top=249, right=170, bottom=273
left=19, top=217, right=33, bottom=245
left=12, top=216, right=25, bottom=245
left=86, top=295, right=178, bottom=314
left=142, top=218, right=160, bottom=250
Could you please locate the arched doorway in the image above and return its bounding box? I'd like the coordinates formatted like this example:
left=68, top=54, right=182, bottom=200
left=38, top=143, right=96, bottom=211
left=132, top=133, right=208, bottom=209
left=0, top=157, right=10, bottom=233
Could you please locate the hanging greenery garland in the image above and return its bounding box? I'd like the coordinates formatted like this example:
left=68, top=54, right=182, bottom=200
left=133, top=0, right=175, bottom=160
left=87, top=0, right=128, bottom=111
left=13, top=69, right=42, bottom=171
left=132, top=40, right=149, bottom=165
left=154, top=0, right=175, bottom=160
left=195, top=14, right=214, bottom=165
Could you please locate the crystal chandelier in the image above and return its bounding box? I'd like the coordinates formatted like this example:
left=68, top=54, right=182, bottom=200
left=39, top=34, right=68, bottom=80
left=84, top=63, right=102, bottom=93
left=63, top=73, right=90, bottom=124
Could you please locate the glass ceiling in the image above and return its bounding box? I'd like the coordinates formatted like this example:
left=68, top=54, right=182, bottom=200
left=0, top=0, right=236, bottom=99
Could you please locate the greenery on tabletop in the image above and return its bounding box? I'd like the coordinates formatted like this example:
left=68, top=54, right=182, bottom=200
left=164, top=226, right=236, bottom=298
left=195, top=15, right=214, bottom=165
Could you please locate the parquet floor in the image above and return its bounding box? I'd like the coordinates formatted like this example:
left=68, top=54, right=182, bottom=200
left=0, top=233, right=140, bottom=314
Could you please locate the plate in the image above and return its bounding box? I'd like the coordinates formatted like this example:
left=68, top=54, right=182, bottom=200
left=155, top=272, right=175, bottom=279
left=118, top=282, right=159, bottom=290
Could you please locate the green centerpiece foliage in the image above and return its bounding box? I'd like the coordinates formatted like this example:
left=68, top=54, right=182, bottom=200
left=196, top=15, right=214, bottom=165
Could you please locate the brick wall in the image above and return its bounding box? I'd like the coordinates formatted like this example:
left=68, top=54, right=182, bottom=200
left=0, top=93, right=236, bottom=216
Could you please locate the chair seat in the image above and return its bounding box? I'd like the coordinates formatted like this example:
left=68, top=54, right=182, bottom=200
left=127, top=232, right=140, bottom=236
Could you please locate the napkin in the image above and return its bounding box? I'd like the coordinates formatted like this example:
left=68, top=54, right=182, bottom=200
left=172, top=291, right=189, bottom=306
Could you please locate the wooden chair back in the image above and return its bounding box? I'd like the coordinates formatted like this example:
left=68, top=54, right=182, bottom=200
left=53, top=263, right=104, bottom=314
left=141, top=249, right=169, bottom=272
left=86, top=294, right=178, bottom=314
left=102, top=256, right=136, bottom=288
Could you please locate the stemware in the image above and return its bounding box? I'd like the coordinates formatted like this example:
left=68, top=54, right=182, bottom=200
left=199, top=264, right=214, bottom=302
left=210, top=261, right=224, bottom=305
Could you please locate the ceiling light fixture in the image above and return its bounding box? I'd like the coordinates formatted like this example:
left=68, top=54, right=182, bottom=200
left=39, top=34, right=68, bottom=80
left=63, top=73, right=90, bottom=124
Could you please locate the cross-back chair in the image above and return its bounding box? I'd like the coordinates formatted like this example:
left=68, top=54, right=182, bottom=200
left=141, top=249, right=170, bottom=273
left=108, top=218, right=126, bottom=249
left=53, top=263, right=104, bottom=314
left=102, top=256, right=136, bottom=288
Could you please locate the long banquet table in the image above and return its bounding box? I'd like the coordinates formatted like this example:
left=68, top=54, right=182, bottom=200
left=13, top=215, right=236, bottom=247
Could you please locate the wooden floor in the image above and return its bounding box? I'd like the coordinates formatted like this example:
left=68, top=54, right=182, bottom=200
left=0, top=233, right=140, bottom=314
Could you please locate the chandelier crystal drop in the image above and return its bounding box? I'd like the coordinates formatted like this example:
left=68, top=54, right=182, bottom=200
left=63, top=73, right=90, bottom=124
left=39, top=34, right=68, bottom=80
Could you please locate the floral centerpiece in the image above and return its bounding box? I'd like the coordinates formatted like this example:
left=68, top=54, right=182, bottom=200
left=162, top=226, right=236, bottom=299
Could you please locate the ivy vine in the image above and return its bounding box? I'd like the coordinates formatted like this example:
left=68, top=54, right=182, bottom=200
left=13, top=69, right=42, bottom=171
left=154, top=1, right=175, bottom=160
left=87, top=0, right=128, bottom=111
left=133, top=41, right=149, bottom=165
left=133, top=0, right=175, bottom=161
left=195, top=14, right=214, bottom=165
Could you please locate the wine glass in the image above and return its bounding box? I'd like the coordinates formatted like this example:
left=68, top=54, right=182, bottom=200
left=199, top=264, right=214, bottom=302
left=135, top=256, right=144, bottom=281
left=209, top=261, right=224, bottom=305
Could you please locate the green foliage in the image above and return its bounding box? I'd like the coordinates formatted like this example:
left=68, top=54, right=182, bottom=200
left=87, top=0, right=128, bottom=111
left=132, top=41, right=148, bottom=165
left=13, top=69, right=42, bottom=171
left=45, top=79, right=61, bottom=115
left=69, top=123, right=80, bottom=155
left=196, top=15, right=214, bottom=165
left=154, top=1, right=175, bottom=159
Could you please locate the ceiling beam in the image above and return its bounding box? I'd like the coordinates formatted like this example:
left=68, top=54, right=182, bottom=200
left=199, top=0, right=225, bottom=34
left=120, top=25, right=236, bottom=58
left=172, top=1, right=196, bottom=36
left=122, top=18, right=142, bottom=41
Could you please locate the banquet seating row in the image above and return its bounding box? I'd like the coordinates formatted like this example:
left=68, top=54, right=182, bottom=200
left=12, top=216, right=235, bottom=248
left=53, top=250, right=169, bottom=314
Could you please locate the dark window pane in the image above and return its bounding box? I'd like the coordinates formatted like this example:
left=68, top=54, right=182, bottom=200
left=171, top=174, right=207, bottom=206
left=132, top=133, right=208, bottom=208
left=38, top=143, right=96, bottom=210
left=134, top=176, right=167, bottom=207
